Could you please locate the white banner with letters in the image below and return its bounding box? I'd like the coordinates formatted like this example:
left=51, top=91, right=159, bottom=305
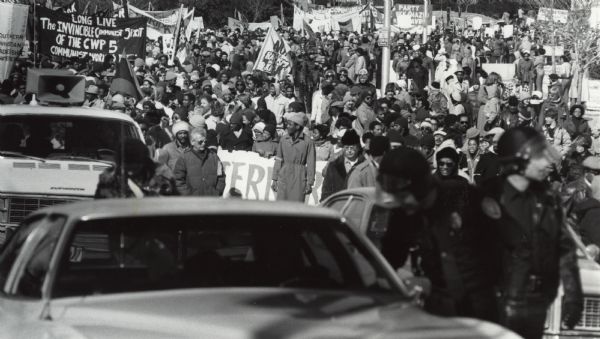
left=218, top=150, right=327, bottom=205
left=0, top=3, right=28, bottom=82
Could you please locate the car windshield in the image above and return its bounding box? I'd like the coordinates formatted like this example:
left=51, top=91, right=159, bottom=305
left=0, top=116, right=138, bottom=160
left=52, top=216, right=397, bottom=298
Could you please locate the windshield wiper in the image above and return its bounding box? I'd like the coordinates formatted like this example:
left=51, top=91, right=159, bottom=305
left=0, top=151, right=46, bottom=162
left=48, top=155, right=114, bottom=166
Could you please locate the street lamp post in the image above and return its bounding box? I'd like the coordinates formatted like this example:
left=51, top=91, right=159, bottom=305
left=380, top=0, right=391, bottom=95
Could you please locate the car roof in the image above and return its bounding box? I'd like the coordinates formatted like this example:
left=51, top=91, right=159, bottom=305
left=0, top=104, right=136, bottom=123
left=33, top=197, right=343, bottom=222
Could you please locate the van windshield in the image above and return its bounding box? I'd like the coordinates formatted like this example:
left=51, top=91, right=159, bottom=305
left=0, top=116, right=138, bottom=160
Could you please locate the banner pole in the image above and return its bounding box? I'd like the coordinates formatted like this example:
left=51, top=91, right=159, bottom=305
left=171, top=4, right=184, bottom=64
left=122, top=0, right=129, bottom=19
left=34, top=3, right=38, bottom=68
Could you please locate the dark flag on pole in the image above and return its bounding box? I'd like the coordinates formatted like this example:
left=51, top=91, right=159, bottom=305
left=302, top=19, right=316, bottom=40
left=338, top=19, right=353, bottom=32
left=109, top=51, right=143, bottom=101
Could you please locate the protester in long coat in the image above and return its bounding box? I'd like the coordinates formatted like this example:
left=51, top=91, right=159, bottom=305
left=271, top=103, right=316, bottom=202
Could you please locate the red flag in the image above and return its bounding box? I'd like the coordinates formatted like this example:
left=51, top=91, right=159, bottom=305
left=109, top=51, right=143, bottom=101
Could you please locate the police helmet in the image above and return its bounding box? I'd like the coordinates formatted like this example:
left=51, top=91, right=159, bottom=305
left=497, top=126, right=560, bottom=174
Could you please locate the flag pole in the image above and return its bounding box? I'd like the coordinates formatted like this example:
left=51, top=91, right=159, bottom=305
left=122, top=0, right=129, bottom=19
left=171, top=4, right=184, bottom=64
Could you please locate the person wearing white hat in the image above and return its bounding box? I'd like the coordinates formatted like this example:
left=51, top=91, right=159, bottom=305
left=157, top=121, right=192, bottom=171
left=83, top=85, right=104, bottom=109
left=109, top=93, right=126, bottom=112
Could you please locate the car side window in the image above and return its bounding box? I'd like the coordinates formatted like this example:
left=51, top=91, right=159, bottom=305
left=325, top=197, right=348, bottom=212
left=325, top=196, right=366, bottom=229
left=0, top=216, right=46, bottom=294
left=17, top=216, right=66, bottom=298
left=344, top=198, right=366, bottom=229
left=334, top=230, right=392, bottom=292
left=366, top=206, right=390, bottom=248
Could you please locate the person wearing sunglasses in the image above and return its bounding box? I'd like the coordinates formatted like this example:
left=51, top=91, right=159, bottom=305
left=375, top=147, right=499, bottom=322
left=434, top=146, right=467, bottom=184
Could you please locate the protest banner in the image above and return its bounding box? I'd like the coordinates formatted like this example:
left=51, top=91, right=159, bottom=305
left=537, top=7, right=568, bottom=24
left=543, top=45, right=564, bottom=57
left=270, top=16, right=280, bottom=30
left=185, top=17, right=204, bottom=40
left=502, top=24, right=514, bottom=38
left=217, top=150, right=326, bottom=205
left=37, top=7, right=147, bottom=62
left=394, top=5, right=426, bottom=29
left=0, top=3, right=28, bottom=82
left=252, top=26, right=292, bottom=78
left=472, top=16, right=482, bottom=30
left=228, top=17, right=246, bottom=32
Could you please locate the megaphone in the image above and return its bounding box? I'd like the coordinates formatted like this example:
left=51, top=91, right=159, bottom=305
left=26, top=68, right=85, bottom=104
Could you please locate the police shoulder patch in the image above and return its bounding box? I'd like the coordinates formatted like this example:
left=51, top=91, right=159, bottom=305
left=481, top=197, right=502, bottom=220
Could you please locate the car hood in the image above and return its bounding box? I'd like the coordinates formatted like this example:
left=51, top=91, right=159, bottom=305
left=17, top=288, right=521, bottom=339
left=0, top=159, right=109, bottom=196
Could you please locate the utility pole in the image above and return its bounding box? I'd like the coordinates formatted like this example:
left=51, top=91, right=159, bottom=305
left=551, top=0, right=556, bottom=74
left=380, top=0, right=391, bottom=95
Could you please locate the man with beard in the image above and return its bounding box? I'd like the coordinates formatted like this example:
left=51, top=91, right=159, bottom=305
left=158, top=121, right=192, bottom=171
left=480, top=126, right=582, bottom=339
left=376, top=147, right=498, bottom=322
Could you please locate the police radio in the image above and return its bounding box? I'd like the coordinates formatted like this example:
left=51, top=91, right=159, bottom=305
left=26, top=68, right=85, bottom=105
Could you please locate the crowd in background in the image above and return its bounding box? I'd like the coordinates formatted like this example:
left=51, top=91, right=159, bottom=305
left=0, top=7, right=598, bottom=205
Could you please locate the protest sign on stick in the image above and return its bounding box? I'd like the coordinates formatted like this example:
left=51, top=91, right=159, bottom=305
left=0, top=3, right=28, bottom=81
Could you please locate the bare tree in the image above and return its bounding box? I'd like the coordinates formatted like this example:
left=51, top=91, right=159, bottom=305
left=555, top=0, right=600, bottom=103
left=238, top=0, right=276, bottom=22
left=457, top=0, right=478, bottom=17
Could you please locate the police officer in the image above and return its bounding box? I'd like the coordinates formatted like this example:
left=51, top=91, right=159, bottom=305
left=481, top=126, right=583, bottom=339
left=376, top=147, right=498, bottom=322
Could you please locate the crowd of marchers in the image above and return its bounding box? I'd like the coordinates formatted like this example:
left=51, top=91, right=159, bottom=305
left=1, top=7, right=600, bottom=339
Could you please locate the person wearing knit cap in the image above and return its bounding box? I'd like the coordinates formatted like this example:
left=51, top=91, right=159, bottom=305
left=95, top=138, right=177, bottom=198
left=157, top=121, right=192, bottom=171
left=272, top=103, right=316, bottom=202
left=435, top=146, right=466, bottom=182
left=321, top=129, right=365, bottom=201
left=252, top=123, right=278, bottom=158
left=219, top=111, right=254, bottom=152
left=375, top=147, right=499, bottom=322
left=347, top=135, right=390, bottom=189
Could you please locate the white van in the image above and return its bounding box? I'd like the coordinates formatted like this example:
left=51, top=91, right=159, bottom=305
left=0, top=104, right=143, bottom=242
